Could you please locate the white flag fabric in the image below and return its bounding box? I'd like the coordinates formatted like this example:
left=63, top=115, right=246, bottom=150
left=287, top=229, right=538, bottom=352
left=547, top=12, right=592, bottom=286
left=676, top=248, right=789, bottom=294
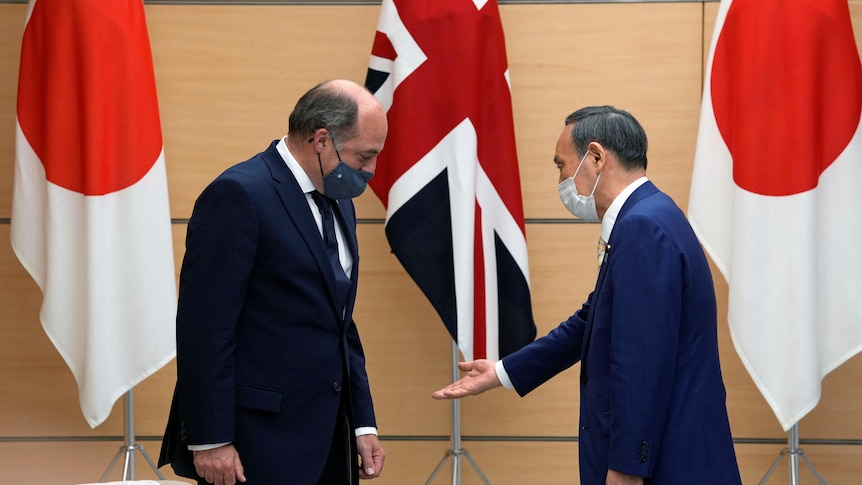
left=11, top=0, right=177, bottom=427
left=689, top=0, right=862, bottom=430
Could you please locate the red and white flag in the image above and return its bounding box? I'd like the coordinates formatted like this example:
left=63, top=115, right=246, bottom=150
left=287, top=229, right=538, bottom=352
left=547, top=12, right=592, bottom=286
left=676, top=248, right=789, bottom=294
left=12, top=0, right=176, bottom=428
left=689, top=0, right=862, bottom=430
left=365, top=0, right=535, bottom=361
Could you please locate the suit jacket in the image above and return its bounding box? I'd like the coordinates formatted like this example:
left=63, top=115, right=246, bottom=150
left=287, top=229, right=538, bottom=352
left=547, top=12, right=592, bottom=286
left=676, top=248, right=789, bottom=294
left=503, top=182, right=741, bottom=484
left=159, top=141, right=376, bottom=484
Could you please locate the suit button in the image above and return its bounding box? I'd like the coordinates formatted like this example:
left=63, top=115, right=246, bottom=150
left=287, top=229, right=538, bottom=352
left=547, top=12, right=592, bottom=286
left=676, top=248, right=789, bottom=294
left=332, top=381, right=342, bottom=392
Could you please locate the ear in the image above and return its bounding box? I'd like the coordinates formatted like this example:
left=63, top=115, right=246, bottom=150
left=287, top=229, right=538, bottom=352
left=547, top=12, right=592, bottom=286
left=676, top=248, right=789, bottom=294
left=587, top=141, right=607, bottom=170
left=308, top=128, right=330, bottom=152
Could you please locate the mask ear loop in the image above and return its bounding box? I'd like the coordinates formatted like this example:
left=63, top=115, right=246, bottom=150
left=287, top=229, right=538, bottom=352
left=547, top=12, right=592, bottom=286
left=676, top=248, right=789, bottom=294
left=310, top=134, right=333, bottom=181
left=328, top=135, right=345, bottom=165
left=571, top=149, right=590, bottom=185
left=317, top=153, right=326, bottom=180
left=589, top=171, right=601, bottom=198
left=589, top=153, right=603, bottom=198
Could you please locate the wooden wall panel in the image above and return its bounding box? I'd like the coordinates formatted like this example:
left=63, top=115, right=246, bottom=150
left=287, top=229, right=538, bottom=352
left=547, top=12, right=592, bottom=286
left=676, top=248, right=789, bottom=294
left=0, top=4, right=24, bottom=218
left=0, top=441, right=189, bottom=484
left=350, top=224, right=454, bottom=436
left=2, top=440, right=861, bottom=485
left=144, top=5, right=387, bottom=220
left=0, top=3, right=705, bottom=220
left=504, top=3, right=704, bottom=218
left=734, top=443, right=862, bottom=485
left=0, top=224, right=93, bottom=436
left=2, top=2, right=862, bottom=484
left=0, top=224, right=186, bottom=437
left=0, top=439, right=482, bottom=485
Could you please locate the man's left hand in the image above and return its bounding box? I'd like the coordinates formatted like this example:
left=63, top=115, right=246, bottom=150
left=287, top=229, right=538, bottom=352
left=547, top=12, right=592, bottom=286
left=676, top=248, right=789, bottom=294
left=606, top=469, right=643, bottom=485
left=357, top=434, right=385, bottom=479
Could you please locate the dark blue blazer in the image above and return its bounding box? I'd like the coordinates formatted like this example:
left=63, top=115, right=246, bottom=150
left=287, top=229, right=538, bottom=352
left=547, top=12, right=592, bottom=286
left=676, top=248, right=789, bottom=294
left=502, top=182, right=741, bottom=484
left=159, top=141, right=375, bottom=484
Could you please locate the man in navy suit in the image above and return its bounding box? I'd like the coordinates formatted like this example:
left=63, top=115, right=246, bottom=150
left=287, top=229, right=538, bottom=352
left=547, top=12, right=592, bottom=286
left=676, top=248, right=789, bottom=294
left=433, top=106, right=741, bottom=484
left=159, top=79, right=387, bottom=485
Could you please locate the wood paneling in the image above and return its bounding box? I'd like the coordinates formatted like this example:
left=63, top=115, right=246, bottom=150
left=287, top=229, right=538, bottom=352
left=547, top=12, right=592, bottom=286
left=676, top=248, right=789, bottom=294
left=0, top=4, right=24, bottom=218
left=143, top=5, right=387, bottom=220
left=734, top=443, right=862, bottom=485
left=2, top=2, right=862, bottom=484
left=0, top=3, right=705, bottom=220
left=503, top=3, right=704, bottom=217
left=2, top=439, right=861, bottom=485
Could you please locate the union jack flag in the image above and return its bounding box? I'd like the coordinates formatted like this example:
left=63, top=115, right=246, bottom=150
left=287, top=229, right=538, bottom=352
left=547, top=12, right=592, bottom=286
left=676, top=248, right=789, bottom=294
left=365, top=0, right=535, bottom=361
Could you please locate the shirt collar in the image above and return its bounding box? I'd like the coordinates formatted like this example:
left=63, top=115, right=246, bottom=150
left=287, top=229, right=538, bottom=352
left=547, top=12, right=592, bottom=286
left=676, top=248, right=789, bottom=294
left=601, top=176, right=648, bottom=242
left=276, top=136, right=316, bottom=194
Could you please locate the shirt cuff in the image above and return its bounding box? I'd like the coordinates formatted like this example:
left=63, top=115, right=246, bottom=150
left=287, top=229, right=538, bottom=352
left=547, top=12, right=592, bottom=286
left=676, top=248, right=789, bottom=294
left=188, top=442, right=230, bottom=451
left=495, top=359, right=514, bottom=390
left=186, top=429, right=378, bottom=449
left=355, top=427, right=378, bottom=437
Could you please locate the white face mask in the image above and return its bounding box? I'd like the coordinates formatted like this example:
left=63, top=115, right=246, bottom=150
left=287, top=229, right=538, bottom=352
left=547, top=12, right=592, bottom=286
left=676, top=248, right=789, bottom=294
left=558, top=150, right=601, bottom=222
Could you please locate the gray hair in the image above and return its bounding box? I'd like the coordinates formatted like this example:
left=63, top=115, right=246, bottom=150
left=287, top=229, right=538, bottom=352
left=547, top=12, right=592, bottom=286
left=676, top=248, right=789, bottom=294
left=288, top=81, right=359, bottom=149
left=565, top=106, right=648, bottom=171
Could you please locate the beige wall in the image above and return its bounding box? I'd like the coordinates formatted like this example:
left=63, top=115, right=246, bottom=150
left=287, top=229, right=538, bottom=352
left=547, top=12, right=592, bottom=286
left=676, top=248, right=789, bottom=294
left=1, top=2, right=861, bottom=484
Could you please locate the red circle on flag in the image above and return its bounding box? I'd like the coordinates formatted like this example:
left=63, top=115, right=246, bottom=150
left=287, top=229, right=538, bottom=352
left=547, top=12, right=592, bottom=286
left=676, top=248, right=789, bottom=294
left=17, top=0, right=162, bottom=196
left=711, top=0, right=862, bottom=196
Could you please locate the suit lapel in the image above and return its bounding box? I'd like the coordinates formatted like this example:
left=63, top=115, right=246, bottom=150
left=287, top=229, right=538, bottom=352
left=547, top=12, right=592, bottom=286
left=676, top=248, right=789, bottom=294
left=580, top=181, right=660, bottom=377
left=599, top=181, right=658, bottom=277
left=261, top=142, right=344, bottom=319
left=580, top=254, right=610, bottom=381
left=331, top=199, right=358, bottom=276
left=331, top=198, right=359, bottom=323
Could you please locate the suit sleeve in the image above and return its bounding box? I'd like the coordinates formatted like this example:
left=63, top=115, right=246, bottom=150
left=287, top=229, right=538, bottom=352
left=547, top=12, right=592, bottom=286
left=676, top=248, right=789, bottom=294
left=346, top=320, right=376, bottom=428
left=176, top=176, right=259, bottom=445
left=606, top=213, right=682, bottom=477
left=502, top=299, right=590, bottom=396
left=340, top=200, right=377, bottom=429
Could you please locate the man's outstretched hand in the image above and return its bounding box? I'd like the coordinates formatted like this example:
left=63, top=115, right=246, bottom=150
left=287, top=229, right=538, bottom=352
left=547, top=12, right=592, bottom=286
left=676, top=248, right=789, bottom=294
left=431, top=359, right=502, bottom=399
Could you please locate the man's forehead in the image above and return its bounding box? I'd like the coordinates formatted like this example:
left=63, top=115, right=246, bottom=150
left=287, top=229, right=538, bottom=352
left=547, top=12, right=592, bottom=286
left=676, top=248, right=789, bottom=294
left=556, top=131, right=576, bottom=154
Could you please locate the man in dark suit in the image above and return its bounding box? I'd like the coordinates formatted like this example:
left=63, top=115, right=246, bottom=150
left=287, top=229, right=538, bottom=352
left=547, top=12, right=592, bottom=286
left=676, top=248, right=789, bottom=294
left=433, top=106, right=741, bottom=484
left=159, top=79, right=387, bottom=485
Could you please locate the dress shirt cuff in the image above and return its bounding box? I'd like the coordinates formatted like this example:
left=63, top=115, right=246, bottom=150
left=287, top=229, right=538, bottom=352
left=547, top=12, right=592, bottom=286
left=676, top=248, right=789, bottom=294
left=495, top=360, right=514, bottom=390
left=188, top=442, right=231, bottom=451
left=188, top=431, right=377, bottom=449
left=355, top=427, right=378, bottom=437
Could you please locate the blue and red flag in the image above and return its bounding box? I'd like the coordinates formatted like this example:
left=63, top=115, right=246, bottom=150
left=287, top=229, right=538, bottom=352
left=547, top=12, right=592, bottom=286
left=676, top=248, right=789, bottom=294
left=365, top=0, right=535, bottom=361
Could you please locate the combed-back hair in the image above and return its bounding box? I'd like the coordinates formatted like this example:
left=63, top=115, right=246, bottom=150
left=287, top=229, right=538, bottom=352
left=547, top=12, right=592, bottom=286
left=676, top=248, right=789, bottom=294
left=565, top=106, right=648, bottom=171
left=288, top=81, right=359, bottom=149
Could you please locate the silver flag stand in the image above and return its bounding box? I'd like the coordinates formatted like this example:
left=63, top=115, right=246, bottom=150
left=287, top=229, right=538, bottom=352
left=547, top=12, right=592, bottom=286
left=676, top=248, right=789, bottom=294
left=425, top=341, right=490, bottom=485
left=759, top=423, right=826, bottom=485
left=100, top=389, right=165, bottom=482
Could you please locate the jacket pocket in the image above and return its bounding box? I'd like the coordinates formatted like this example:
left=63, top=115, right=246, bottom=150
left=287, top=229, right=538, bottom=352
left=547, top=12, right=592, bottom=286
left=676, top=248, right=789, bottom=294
left=236, top=383, right=283, bottom=413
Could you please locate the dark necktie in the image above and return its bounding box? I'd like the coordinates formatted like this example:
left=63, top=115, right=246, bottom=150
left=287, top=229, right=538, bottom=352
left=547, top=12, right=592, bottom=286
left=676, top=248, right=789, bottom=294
left=310, top=191, right=351, bottom=314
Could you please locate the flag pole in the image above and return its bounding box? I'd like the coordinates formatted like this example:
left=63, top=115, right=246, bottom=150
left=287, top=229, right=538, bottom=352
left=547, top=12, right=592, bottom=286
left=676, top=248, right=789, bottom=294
left=757, top=423, right=826, bottom=485
left=100, top=389, right=164, bottom=481
left=425, top=341, right=490, bottom=485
